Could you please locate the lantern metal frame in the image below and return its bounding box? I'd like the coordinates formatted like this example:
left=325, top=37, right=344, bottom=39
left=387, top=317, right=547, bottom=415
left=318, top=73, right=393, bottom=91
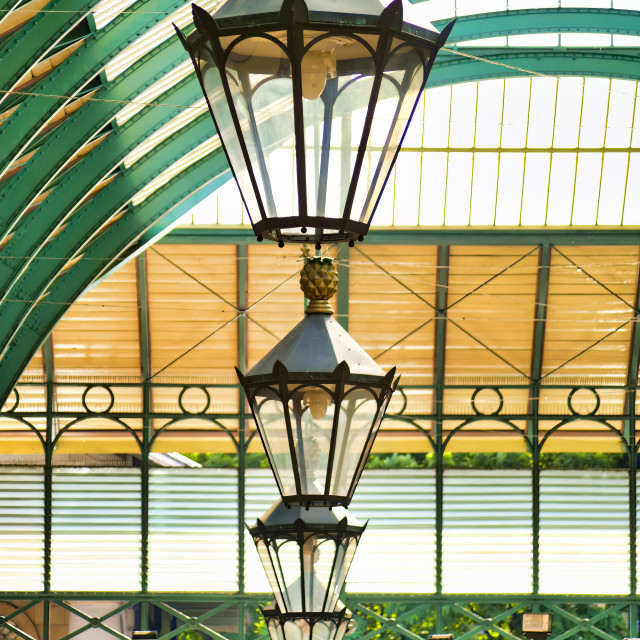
left=176, top=0, right=454, bottom=245
left=248, top=505, right=366, bottom=613
left=237, top=360, right=398, bottom=507
left=262, top=606, right=350, bottom=640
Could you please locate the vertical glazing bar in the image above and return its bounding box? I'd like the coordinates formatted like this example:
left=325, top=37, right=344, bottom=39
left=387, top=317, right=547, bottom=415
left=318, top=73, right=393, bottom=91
left=136, top=254, right=152, bottom=593
left=43, top=335, right=54, bottom=593
left=237, top=244, right=248, bottom=609
left=626, top=249, right=640, bottom=597
left=569, top=79, right=586, bottom=226
left=337, top=244, right=350, bottom=332
left=529, top=244, right=551, bottom=597
left=434, top=245, right=449, bottom=596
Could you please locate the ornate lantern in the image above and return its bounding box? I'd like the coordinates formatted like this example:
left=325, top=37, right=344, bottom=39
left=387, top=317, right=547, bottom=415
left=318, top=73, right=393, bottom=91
left=175, top=0, right=453, bottom=246
left=249, top=500, right=366, bottom=613
left=237, top=257, right=398, bottom=506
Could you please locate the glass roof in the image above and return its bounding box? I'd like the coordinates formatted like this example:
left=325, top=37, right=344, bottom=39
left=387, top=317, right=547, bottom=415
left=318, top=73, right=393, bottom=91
left=178, top=75, right=640, bottom=228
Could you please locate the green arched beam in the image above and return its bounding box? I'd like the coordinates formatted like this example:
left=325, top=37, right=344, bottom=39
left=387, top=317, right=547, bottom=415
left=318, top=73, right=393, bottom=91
left=432, top=8, right=640, bottom=42
left=0, top=0, right=190, bottom=178
left=0, top=0, right=92, bottom=95
left=0, top=36, right=192, bottom=237
left=429, top=48, right=640, bottom=87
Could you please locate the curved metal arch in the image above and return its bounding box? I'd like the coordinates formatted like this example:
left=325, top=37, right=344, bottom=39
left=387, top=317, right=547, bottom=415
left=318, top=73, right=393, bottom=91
left=1, top=38, right=195, bottom=237
left=0, top=149, right=230, bottom=402
left=433, top=8, right=640, bottom=44
left=0, top=0, right=93, bottom=98
left=0, top=0, right=190, bottom=178
left=150, top=416, right=239, bottom=451
left=442, top=418, right=531, bottom=452
left=428, top=48, right=640, bottom=87
left=383, top=415, right=436, bottom=451
left=0, top=415, right=46, bottom=449
left=0, top=114, right=215, bottom=365
left=0, top=79, right=207, bottom=292
left=52, top=416, right=143, bottom=450
left=538, top=417, right=628, bottom=452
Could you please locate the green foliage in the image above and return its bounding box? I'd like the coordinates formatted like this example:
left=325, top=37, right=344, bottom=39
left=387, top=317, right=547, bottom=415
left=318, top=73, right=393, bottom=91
left=182, top=452, right=270, bottom=468
left=539, top=452, right=627, bottom=470
left=182, top=451, right=627, bottom=470
left=351, top=602, right=628, bottom=640
left=365, top=452, right=420, bottom=469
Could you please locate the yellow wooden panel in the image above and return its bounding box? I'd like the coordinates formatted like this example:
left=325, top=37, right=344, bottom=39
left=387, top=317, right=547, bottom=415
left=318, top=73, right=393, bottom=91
left=349, top=245, right=437, bottom=377
left=542, top=247, right=638, bottom=380
left=52, top=261, right=140, bottom=376
left=147, top=245, right=238, bottom=377
left=446, top=246, right=538, bottom=380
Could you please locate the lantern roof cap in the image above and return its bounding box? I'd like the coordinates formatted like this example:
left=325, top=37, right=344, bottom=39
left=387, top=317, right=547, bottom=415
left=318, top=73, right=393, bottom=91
left=251, top=499, right=364, bottom=531
left=245, top=313, right=385, bottom=380
left=211, top=0, right=385, bottom=26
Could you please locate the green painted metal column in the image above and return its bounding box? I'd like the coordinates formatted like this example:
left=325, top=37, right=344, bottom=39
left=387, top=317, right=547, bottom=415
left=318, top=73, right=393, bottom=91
left=626, top=248, right=640, bottom=611
left=529, top=244, right=551, bottom=597
left=237, top=244, right=248, bottom=640
left=433, top=245, right=449, bottom=621
left=42, top=336, right=55, bottom=594
left=136, top=253, right=152, bottom=594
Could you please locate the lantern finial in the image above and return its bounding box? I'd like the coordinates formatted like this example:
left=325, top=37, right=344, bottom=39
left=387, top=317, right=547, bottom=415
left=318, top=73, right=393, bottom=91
left=299, top=257, right=338, bottom=315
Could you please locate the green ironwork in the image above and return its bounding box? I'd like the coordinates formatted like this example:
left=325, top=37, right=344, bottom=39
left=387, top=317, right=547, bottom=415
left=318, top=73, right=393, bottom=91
left=433, top=9, right=640, bottom=42
left=433, top=246, right=448, bottom=600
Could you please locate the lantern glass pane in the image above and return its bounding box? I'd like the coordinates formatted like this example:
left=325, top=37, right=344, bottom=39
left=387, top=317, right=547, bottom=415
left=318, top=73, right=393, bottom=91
left=257, top=537, right=289, bottom=612
left=199, top=47, right=262, bottom=219
left=329, top=387, right=379, bottom=497
left=275, top=537, right=305, bottom=610
left=305, top=535, right=337, bottom=610
left=253, top=390, right=296, bottom=495
left=289, top=385, right=336, bottom=495
left=352, top=45, right=427, bottom=225
left=227, top=36, right=298, bottom=219
left=267, top=618, right=286, bottom=640
left=326, top=536, right=358, bottom=611
left=301, top=35, right=377, bottom=231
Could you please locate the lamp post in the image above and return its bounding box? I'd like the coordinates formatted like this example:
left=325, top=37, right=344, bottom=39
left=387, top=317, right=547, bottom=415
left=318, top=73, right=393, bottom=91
left=175, top=0, right=453, bottom=247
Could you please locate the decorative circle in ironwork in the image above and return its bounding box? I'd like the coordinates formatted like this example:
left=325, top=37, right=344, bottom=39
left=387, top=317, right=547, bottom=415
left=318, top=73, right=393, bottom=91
left=81, top=385, right=115, bottom=413
left=568, top=387, right=600, bottom=416
left=1, top=388, right=19, bottom=413
left=89, top=619, right=100, bottom=629
left=187, top=619, right=198, bottom=629
left=471, top=387, right=504, bottom=416
left=178, top=386, right=211, bottom=415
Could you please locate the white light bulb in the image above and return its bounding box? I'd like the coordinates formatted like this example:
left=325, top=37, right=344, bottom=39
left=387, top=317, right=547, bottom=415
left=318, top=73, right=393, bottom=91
left=300, top=50, right=337, bottom=101
left=303, top=388, right=332, bottom=419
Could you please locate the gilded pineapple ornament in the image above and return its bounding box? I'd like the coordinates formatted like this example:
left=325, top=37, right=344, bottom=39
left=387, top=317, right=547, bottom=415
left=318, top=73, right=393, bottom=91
left=299, top=256, right=338, bottom=315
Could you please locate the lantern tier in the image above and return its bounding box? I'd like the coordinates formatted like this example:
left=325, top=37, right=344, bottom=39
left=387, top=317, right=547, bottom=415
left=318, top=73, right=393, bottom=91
left=237, top=258, right=398, bottom=507
left=249, top=500, right=365, bottom=613
left=176, top=0, right=453, bottom=245
left=263, top=607, right=351, bottom=640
